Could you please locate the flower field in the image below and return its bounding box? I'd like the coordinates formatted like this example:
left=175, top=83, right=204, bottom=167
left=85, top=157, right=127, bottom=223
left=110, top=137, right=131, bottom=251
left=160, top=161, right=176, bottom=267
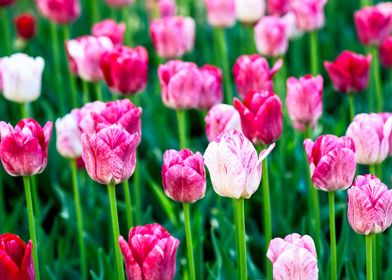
left=1, top=0, right=392, bottom=280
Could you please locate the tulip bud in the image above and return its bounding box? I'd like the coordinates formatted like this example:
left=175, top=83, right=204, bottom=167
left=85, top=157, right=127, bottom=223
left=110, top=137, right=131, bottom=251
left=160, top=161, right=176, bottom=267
left=234, top=90, right=283, bottom=145
left=324, top=50, right=372, bottom=93
left=0, top=233, right=35, bottom=280
left=92, top=19, right=126, bottom=46
left=0, top=53, right=44, bottom=103
left=81, top=124, right=138, bottom=185
left=56, top=109, right=83, bottom=159
left=66, top=35, right=114, bottom=82
left=235, top=0, right=265, bottom=24
left=14, top=13, right=36, bottom=41
left=205, top=0, right=236, bottom=28
left=204, top=129, right=274, bottom=199
left=150, top=16, right=195, bottom=59
left=78, top=101, right=106, bottom=134
left=290, top=0, right=327, bottom=31
left=0, top=119, right=52, bottom=177
left=281, top=12, right=303, bottom=39
left=0, top=0, right=14, bottom=7
left=346, top=113, right=392, bottom=165
left=254, top=15, right=288, bottom=57
left=36, top=0, right=81, bottom=24
left=380, top=36, right=392, bottom=68
left=197, top=65, right=223, bottom=110
left=286, top=74, right=323, bottom=131
left=106, top=0, right=134, bottom=7
left=267, top=0, right=289, bottom=16
left=232, top=54, right=282, bottom=99
left=267, top=233, right=318, bottom=280
left=304, top=134, right=356, bottom=192
left=158, top=0, right=176, bottom=18
left=119, top=223, right=179, bottom=280
left=205, top=104, right=242, bottom=142
left=348, top=174, right=392, bottom=235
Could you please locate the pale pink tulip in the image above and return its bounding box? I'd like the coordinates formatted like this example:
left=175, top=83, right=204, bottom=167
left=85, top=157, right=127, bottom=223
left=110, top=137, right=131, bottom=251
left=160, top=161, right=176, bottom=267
left=290, top=0, right=327, bottom=31
left=205, top=0, right=236, bottom=27
left=205, top=104, right=242, bottom=142
left=56, top=109, right=82, bottom=159
left=197, top=65, right=223, bottom=110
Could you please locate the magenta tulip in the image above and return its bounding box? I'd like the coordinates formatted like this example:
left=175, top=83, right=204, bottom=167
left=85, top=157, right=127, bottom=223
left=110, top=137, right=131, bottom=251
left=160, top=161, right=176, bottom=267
left=197, top=65, right=223, bottom=110
left=380, top=36, right=392, bottom=68
left=106, top=0, right=134, bottom=7
left=36, top=0, right=81, bottom=24
left=290, top=0, right=327, bottom=31
left=204, top=0, right=236, bottom=28
left=267, top=0, right=289, bottom=16
left=205, top=104, right=242, bottom=142
left=158, top=0, right=176, bottom=18
left=92, top=19, right=126, bottom=46
left=0, top=0, right=15, bottom=7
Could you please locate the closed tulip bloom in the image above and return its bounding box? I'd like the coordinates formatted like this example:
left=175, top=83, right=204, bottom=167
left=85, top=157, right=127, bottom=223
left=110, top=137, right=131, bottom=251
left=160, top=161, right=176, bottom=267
left=119, top=223, right=179, bottom=280
left=324, top=50, right=372, bottom=93
left=348, top=174, right=392, bottom=235
left=204, top=129, right=275, bottom=199
left=0, top=119, right=52, bottom=177
left=100, top=46, right=148, bottom=95
left=0, top=53, right=44, bottom=103
left=56, top=109, right=82, bottom=159
left=150, top=16, right=195, bottom=59
left=0, top=233, right=35, bottom=280
left=267, top=0, right=289, bottom=16
left=254, top=15, right=288, bottom=57
left=0, top=0, right=15, bottom=7
left=346, top=113, right=392, bottom=165
left=205, top=0, right=236, bottom=27
left=66, top=35, right=114, bottom=81
left=234, top=90, right=283, bottom=145
left=162, top=149, right=206, bottom=203
left=290, top=0, right=327, bottom=31
left=205, top=104, right=242, bottom=142
left=232, top=54, right=282, bottom=99
left=286, top=75, right=323, bottom=131
left=380, top=36, right=392, bottom=68
left=14, top=14, right=36, bottom=40
left=354, top=6, right=392, bottom=46
left=304, top=135, right=356, bottom=192
left=78, top=101, right=106, bottom=134
left=158, top=0, right=176, bottom=18
left=92, top=19, right=126, bottom=46
left=377, top=2, right=392, bottom=18
left=267, top=234, right=318, bottom=280
left=282, top=12, right=303, bottom=39
left=36, top=0, right=81, bottom=24
left=197, top=65, right=223, bottom=110
left=106, top=0, right=134, bottom=7
left=379, top=113, right=392, bottom=156
left=235, top=0, right=265, bottom=23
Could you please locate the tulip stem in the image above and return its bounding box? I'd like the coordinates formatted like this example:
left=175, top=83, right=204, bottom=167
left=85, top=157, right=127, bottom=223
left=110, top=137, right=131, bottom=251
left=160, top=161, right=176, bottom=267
left=310, top=31, right=319, bottom=76
left=246, top=24, right=256, bottom=54
left=361, top=0, right=372, bottom=8
left=123, top=179, right=133, bottom=229
left=232, top=199, right=240, bottom=260
left=82, top=81, right=90, bottom=104
left=369, top=165, right=376, bottom=175
left=107, top=183, right=125, bottom=280
left=234, top=198, right=247, bottom=280
left=23, top=176, right=40, bottom=280
left=370, top=46, right=383, bottom=112
left=71, top=160, right=87, bottom=280
left=20, top=103, right=29, bottom=119
left=366, top=234, right=373, bottom=280
left=262, top=158, right=272, bottom=280
left=183, top=203, right=196, bottom=280
left=348, top=94, right=355, bottom=121
left=88, top=0, right=100, bottom=26
left=134, top=154, right=142, bottom=225
left=64, top=26, right=79, bottom=108
left=122, top=7, right=133, bottom=46
left=328, top=191, right=337, bottom=280
left=95, top=83, right=103, bottom=101
left=1, top=8, right=11, bottom=54
left=176, top=110, right=188, bottom=149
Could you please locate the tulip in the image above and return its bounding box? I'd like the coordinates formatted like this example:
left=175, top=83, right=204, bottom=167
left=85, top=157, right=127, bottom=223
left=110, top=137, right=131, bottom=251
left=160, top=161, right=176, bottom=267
left=150, top=16, right=195, bottom=59
left=286, top=75, right=323, bottom=131
left=78, top=101, right=106, bottom=134
left=92, top=19, right=126, bottom=46
left=119, top=223, right=180, bottom=280
left=0, top=53, right=44, bottom=103
left=324, top=50, right=372, bottom=93
left=354, top=6, right=392, bottom=46
left=281, top=12, right=303, bottom=39
left=267, top=233, right=318, bottom=280
left=235, top=0, right=265, bottom=23
left=380, top=36, right=392, bottom=68
left=100, top=46, right=149, bottom=96
left=254, top=15, right=288, bottom=57
left=0, top=118, right=53, bottom=177
left=377, top=2, right=392, bottom=18
left=106, top=0, right=134, bottom=7
left=232, top=54, right=282, bottom=99
left=158, top=0, right=176, bottom=18
left=267, top=0, right=289, bottom=16
left=66, top=35, right=114, bottom=82
left=205, top=104, right=242, bottom=142
left=290, top=0, right=327, bottom=31
left=205, top=0, right=236, bottom=28
left=14, top=14, right=36, bottom=40
left=197, top=65, right=223, bottom=110
left=0, top=233, right=35, bottom=280
left=234, top=90, right=283, bottom=145
left=36, top=0, right=81, bottom=24
left=346, top=113, right=392, bottom=165
left=56, top=109, right=83, bottom=159
left=0, top=0, right=14, bottom=7
left=379, top=112, right=392, bottom=156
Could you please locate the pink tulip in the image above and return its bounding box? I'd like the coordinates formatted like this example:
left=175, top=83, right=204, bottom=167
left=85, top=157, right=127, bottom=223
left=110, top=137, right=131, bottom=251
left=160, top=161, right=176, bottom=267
left=379, top=113, right=392, bottom=156
left=304, top=134, right=356, bottom=192
left=324, top=50, right=372, bottom=93
left=282, top=12, right=303, bottom=39
left=197, top=65, right=223, bottom=110
left=81, top=124, right=137, bottom=185
left=205, top=104, right=242, bottom=142
left=0, top=0, right=15, bottom=7
left=354, top=6, right=392, bottom=46
left=204, top=0, right=236, bottom=27
left=232, top=54, right=282, bottom=99
left=106, top=0, right=134, bottom=7
left=56, top=109, right=82, bottom=159
left=158, top=0, right=176, bottom=18
left=234, top=90, right=283, bottom=145
left=92, top=19, right=126, bottom=46
left=380, top=36, right=392, bottom=68
left=348, top=174, right=392, bottom=235
left=119, top=223, right=179, bottom=280
left=78, top=101, right=106, bottom=134
left=100, top=46, right=149, bottom=95
left=162, top=149, right=206, bottom=203
left=150, top=16, right=195, bottom=59
left=286, top=74, right=323, bottom=131
left=254, top=15, right=288, bottom=57
left=36, top=0, right=81, bottom=24
left=346, top=113, right=392, bottom=165
left=0, top=119, right=52, bottom=177
left=66, top=35, right=114, bottom=81
left=377, top=2, right=392, bottom=18
left=267, top=0, right=289, bottom=16
left=290, top=0, right=327, bottom=31
left=204, top=129, right=275, bottom=199
left=267, top=233, right=318, bottom=280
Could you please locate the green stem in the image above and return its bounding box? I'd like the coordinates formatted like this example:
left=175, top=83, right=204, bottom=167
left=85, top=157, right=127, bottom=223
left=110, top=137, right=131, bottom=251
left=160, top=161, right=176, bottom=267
left=183, top=203, right=196, bottom=280
left=180, top=0, right=189, bottom=16
left=348, top=94, right=355, bottom=121
left=274, top=56, right=286, bottom=101
left=1, top=8, right=12, bottom=54
left=82, top=81, right=90, bottom=104
left=20, top=103, right=29, bottom=119
left=122, top=7, right=133, bottom=46
left=366, top=234, right=373, bottom=280
left=31, top=176, right=41, bottom=224
left=214, top=27, right=232, bottom=103
left=88, top=0, right=100, bottom=26
left=310, top=31, right=319, bottom=76
left=262, top=158, right=272, bottom=280
left=328, top=191, right=337, bottom=280
left=123, top=179, right=133, bottom=229
left=23, top=176, right=40, bottom=280
left=107, top=183, right=125, bottom=280
left=133, top=155, right=142, bottom=225
left=176, top=110, right=188, bottom=149
left=369, top=165, right=376, bottom=175
left=64, top=26, right=78, bottom=108
left=361, top=0, right=372, bottom=8
left=71, top=160, right=87, bottom=280
left=95, top=82, right=103, bottom=101
left=232, top=199, right=240, bottom=261
left=234, top=198, right=247, bottom=280
left=246, top=24, right=256, bottom=54
left=371, top=46, right=383, bottom=112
